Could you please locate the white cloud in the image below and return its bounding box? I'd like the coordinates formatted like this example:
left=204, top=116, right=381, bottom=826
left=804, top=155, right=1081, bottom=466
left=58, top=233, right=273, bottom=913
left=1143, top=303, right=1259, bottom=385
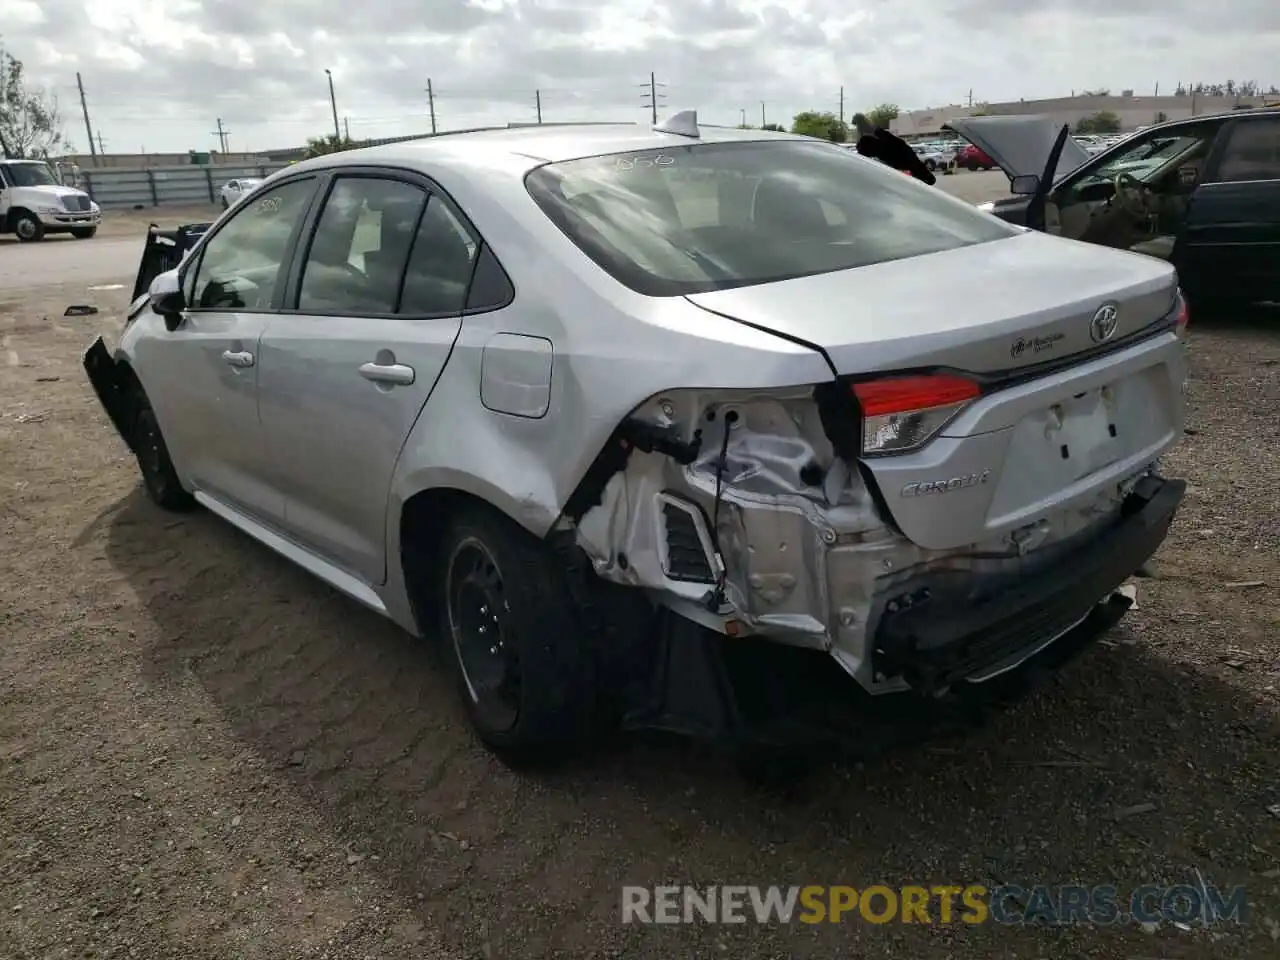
left=0, top=0, right=1276, bottom=154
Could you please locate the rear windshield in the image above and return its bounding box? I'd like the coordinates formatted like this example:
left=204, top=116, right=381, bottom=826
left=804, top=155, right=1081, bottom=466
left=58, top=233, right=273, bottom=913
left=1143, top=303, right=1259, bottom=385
left=524, top=140, right=1017, bottom=297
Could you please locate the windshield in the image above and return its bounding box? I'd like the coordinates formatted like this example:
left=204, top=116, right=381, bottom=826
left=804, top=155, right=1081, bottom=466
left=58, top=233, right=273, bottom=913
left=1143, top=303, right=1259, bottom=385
left=524, top=140, right=1018, bottom=297
left=5, top=162, right=58, bottom=187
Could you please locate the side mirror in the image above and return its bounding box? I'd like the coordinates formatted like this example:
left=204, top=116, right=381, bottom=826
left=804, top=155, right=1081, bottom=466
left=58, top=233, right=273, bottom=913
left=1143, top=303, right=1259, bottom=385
left=149, top=269, right=186, bottom=330
left=1010, top=174, right=1041, bottom=196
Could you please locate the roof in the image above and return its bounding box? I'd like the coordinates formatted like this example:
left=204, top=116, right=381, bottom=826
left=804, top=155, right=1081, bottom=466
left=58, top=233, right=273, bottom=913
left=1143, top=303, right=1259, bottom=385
left=282, top=120, right=809, bottom=181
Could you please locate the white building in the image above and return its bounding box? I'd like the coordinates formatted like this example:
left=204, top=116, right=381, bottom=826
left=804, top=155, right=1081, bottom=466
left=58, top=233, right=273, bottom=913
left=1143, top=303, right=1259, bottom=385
left=892, top=94, right=1275, bottom=137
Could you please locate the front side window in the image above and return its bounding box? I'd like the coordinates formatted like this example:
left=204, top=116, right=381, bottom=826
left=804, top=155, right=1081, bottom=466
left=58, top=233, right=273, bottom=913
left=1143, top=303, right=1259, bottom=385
left=296, top=176, right=428, bottom=314
left=189, top=178, right=316, bottom=311
left=524, top=140, right=1018, bottom=297
left=1212, top=120, right=1280, bottom=182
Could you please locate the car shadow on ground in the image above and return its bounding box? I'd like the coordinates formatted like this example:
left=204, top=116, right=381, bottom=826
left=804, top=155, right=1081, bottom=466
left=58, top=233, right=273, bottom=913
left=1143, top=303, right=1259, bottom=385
left=101, top=488, right=1280, bottom=956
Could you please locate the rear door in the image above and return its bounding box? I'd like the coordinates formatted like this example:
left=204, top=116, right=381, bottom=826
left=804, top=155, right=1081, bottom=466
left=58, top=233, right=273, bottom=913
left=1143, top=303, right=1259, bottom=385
left=1174, top=115, right=1280, bottom=304
left=255, top=169, right=481, bottom=585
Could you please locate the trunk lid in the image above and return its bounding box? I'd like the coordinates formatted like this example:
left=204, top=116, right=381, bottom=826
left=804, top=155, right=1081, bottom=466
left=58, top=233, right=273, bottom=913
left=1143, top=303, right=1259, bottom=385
left=945, top=115, right=1092, bottom=186
left=685, top=231, right=1176, bottom=378
left=686, top=233, right=1186, bottom=551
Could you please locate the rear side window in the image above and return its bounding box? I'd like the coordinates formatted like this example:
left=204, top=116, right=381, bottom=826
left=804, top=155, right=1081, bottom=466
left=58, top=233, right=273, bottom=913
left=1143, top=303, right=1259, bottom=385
left=1212, top=120, right=1280, bottom=183
left=524, top=140, right=1018, bottom=297
left=297, top=176, right=428, bottom=315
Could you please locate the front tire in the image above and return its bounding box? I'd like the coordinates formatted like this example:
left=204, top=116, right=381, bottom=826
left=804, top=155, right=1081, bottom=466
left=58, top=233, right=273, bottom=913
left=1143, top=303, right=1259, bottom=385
left=439, top=506, right=596, bottom=766
left=131, top=396, right=195, bottom=511
left=925, top=159, right=937, bottom=172
left=221, top=197, right=229, bottom=210
left=13, top=212, right=44, bottom=242
left=71, top=226, right=97, bottom=239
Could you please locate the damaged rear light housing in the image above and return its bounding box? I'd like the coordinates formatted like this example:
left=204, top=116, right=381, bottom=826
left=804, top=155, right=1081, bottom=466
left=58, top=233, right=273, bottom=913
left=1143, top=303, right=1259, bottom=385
left=852, top=374, right=981, bottom=456
left=1173, top=289, right=1189, bottom=338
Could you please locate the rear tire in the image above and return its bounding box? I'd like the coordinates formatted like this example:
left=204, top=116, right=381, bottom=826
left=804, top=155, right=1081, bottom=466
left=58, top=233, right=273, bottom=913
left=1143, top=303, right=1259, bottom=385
left=221, top=197, right=229, bottom=210
left=13, top=212, right=44, bottom=242
left=70, top=226, right=97, bottom=239
left=439, top=505, right=597, bottom=766
left=131, top=394, right=195, bottom=512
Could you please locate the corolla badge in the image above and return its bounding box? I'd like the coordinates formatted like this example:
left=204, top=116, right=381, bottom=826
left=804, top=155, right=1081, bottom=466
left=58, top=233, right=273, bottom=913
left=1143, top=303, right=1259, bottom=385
left=1090, top=302, right=1120, bottom=343
left=1010, top=331, right=1065, bottom=359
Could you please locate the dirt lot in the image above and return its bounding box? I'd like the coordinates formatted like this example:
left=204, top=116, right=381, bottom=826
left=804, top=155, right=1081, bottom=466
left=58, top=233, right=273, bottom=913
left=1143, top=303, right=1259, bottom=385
left=2, top=200, right=1280, bottom=958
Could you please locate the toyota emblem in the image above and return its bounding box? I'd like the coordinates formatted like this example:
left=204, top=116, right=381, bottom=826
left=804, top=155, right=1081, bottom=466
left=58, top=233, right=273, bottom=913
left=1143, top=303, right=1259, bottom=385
left=1090, top=303, right=1119, bottom=343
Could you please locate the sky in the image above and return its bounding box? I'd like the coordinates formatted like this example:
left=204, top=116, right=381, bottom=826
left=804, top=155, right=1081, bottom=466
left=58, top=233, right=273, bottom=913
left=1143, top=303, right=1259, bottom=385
left=2, top=0, right=1278, bottom=155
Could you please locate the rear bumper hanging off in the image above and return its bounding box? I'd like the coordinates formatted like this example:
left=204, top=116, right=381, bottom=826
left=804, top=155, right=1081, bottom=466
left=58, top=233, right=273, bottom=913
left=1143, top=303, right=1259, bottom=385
left=619, top=475, right=1184, bottom=752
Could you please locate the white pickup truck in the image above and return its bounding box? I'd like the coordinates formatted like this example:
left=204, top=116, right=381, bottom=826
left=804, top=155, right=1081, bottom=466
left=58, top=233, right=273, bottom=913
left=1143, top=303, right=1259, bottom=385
left=0, top=158, right=101, bottom=242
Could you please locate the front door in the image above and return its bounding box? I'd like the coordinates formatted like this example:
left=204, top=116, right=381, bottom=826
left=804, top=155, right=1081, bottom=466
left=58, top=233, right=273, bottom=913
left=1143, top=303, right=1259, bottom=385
left=132, top=176, right=320, bottom=524
left=257, top=172, right=478, bottom=585
left=1175, top=115, right=1280, bottom=305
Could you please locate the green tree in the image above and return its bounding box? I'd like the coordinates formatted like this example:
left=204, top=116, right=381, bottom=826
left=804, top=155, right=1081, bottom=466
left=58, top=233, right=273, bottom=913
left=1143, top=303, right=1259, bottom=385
left=1075, top=110, right=1122, bottom=134
left=790, top=110, right=849, bottom=142
left=866, top=103, right=900, bottom=129
left=305, top=133, right=359, bottom=158
left=0, top=44, right=65, bottom=159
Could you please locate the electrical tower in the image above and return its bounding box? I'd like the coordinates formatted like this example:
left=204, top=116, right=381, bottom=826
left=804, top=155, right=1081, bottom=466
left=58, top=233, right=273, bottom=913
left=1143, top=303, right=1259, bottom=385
left=211, top=118, right=229, bottom=153
left=639, top=72, right=666, bottom=123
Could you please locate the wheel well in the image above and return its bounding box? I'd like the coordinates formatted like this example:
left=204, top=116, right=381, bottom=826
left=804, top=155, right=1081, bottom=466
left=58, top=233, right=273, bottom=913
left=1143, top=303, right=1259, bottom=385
left=399, top=487, right=515, bottom=636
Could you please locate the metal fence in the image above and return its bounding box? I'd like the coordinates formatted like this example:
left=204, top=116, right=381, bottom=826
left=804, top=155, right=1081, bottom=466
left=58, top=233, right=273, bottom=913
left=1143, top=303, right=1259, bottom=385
left=80, top=163, right=290, bottom=209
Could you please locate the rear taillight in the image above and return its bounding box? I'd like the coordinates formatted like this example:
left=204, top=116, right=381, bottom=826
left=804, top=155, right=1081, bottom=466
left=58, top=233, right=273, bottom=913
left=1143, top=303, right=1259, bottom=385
left=1173, top=291, right=1190, bottom=338
left=852, top=374, right=982, bottom=456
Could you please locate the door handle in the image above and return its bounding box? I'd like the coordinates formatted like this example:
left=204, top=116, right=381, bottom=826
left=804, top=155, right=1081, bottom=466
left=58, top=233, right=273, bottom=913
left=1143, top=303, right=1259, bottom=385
left=221, top=349, right=254, bottom=368
left=359, top=361, right=415, bottom=386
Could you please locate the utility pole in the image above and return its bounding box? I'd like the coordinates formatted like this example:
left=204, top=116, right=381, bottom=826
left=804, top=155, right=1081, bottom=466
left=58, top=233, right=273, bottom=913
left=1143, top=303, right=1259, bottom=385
left=639, top=73, right=666, bottom=123
left=760, top=101, right=766, bottom=127
left=76, top=72, right=98, bottom=166
left=740, top=107, right=746, bottom=127
left=535, top=89, right=542, bottom=124
left=211, top=118, right=228, bottom=154
left=426, top=79, right=437, bottom=134
left=839, top=86, right=844, bottom=125
left=95, top=132, right=106, bottom=156
left=325, top=69, right=341, bottom=140
left=344, top=116, right=351, bottom=140
left=967, top=88, right=973, bottom=108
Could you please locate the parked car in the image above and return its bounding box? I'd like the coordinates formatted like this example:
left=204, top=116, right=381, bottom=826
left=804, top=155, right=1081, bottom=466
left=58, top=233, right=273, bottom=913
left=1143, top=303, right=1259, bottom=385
left=0, top=158, right=101, bottom=241
left=912, top=142, right=956, bottom=172
left=84, top=113, right=1190, bottom=766
left=219, top=177, right=263, bottom=209
left=957, top=143, right=996, bottom=170
left=950, top=109, right=1280, bottom=310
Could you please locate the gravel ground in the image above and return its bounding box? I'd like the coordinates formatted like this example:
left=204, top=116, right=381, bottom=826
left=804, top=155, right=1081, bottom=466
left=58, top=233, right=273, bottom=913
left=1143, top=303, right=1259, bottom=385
left=2, top=180, right=1279, bottom=958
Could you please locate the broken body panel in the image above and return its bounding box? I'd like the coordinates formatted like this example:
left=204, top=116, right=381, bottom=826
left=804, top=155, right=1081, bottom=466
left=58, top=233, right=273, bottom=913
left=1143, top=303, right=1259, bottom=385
left=87, top=123, right=1191, bottom=752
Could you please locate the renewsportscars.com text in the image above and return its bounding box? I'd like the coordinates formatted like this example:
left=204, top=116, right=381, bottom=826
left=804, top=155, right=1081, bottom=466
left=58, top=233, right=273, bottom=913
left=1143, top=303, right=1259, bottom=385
left=621, top=884, right=1248, bottom=926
